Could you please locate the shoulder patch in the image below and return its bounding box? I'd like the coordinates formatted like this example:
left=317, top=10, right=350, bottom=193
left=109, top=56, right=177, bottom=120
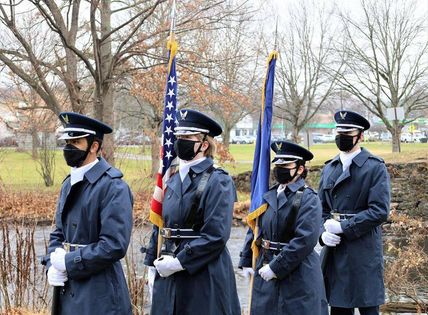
left=106, top=167, right=123, bottom=179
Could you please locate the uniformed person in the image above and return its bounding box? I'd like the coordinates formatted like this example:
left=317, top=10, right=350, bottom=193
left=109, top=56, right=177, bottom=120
left=42, top=112, right=133, bottom=315
left=318, top=110, right=390, bottom=315
left=143, top=109, right=241, bottom=315
left=239, top=141, right=327, bottom=315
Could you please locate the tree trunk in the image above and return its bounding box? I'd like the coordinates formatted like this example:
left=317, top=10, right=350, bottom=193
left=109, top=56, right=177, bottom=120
left=223, top=126, right=231, bottom=149
left=150, top=134, right=160, bottom=177
left=31, top=129, right=39, bottom=159
left=389, top=124, right=402, bottom=153
left=97, top=0, right=115, bottom=165
left=291, top=127, right=300, bottom=143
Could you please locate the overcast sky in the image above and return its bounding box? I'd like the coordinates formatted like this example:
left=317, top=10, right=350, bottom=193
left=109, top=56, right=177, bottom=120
left=253, top=0, right=428, bottom=48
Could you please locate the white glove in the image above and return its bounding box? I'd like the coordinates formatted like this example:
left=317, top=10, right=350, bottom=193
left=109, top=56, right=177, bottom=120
left=147, top=266, right=156, bottom=298
left=50, top=248, right=67, bottom=272
left=154, top=255, right=184, bottom=278
left=324, top=219, right=343, bottom=234
left=258, top=264, right=277, bottom=282
left=321, top=231, right=341, bottom=247
left=241, top=267, right=254, bottom=279
left=47, top=266, right=68, bottom=286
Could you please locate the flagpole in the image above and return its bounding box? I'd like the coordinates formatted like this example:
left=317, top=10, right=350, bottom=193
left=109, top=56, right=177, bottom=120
left=169, top=0, right=176, bottom=38
left=274, top=16, right=279, bottom=50
left=247, top=46, right=279, bottom=315
left=247, top=217, right=259, bottom=313
left=157, top=0, right=177, bottom=258
left=249, top=19, right=280, bottom=312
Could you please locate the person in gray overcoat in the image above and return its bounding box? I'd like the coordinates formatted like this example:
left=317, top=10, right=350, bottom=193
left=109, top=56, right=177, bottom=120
left=143, top=109, right=241, bottom=315
left=239, top=141, right=327, bottom=315
left=318, top=110, right=390, bottom=315
left=42, top=112, right=133, bottom=315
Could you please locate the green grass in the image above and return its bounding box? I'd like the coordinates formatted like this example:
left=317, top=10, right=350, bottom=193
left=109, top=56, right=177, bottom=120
left=0, top=149, right=68, bottom=191
left=116, top=145, right=151, bottom=155
left=224, top=142, right=428, bottom=173
left=1, top=141, right=427, bottom=191
left=0, top=148, right=153, bottom=192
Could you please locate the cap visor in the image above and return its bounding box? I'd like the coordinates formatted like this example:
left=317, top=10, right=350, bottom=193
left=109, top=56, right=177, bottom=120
left=173, top=131, right=202, bottom=136
left=272, top=158, right=298, bottom=165
left=58, top=133, right=90, bottom=140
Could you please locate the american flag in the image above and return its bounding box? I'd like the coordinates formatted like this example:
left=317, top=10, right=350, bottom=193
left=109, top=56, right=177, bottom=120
left=149, top=38, right=178, bottom=228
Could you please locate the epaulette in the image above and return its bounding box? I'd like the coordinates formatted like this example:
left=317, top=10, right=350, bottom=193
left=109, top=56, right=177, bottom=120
left=62, top=174, right=71, bottom=184
left=213, top=166, right=229, bottom=176
left=324, top=159, right=333, bottom=165
left=304, top=185, right=316, bottom=194
left=106, top=167, right=123, bottom=179
left=269, top=183, right=280, bottom=190
left=368, top=155, right=384, bottom=163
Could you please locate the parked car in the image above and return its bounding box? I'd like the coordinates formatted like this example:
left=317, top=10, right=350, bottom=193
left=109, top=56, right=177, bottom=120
left=242, top=135, right=256, bottom=144
left=116, top=133, right=150, bottom=145
left=312, top=133, right=324, bottom=143
left=401, top=132, right=425, bottom=143
left=318, top=134, right=335, bottom=143
left=365, top=132, right=380, bottom=142
left=231, top=135, right=254, bottom=144
left=0, top=136, right=18, bottom=147
left=271, top=135, right=286, bottom=142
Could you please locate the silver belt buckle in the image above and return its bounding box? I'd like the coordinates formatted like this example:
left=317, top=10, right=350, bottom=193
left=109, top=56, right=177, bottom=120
left=332, top=212, right=344, bottom=222
left=160, top=228, right=172, bottom=239
left=63, top=242, right=71, bottom=253
left=62, top=242, right=86, bottom=253
left=261, top=239, right=270, bottom=249
left=332, top=212, right=355, bottom=222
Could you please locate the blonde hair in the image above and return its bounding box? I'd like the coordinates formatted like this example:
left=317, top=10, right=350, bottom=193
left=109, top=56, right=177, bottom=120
left=196, top=134, right=216, bottom=159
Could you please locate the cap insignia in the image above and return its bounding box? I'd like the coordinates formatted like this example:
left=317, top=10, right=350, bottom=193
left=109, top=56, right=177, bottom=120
left=180, top=110, right=188, bottom=120
left=62, top=114, right=69, bottom=124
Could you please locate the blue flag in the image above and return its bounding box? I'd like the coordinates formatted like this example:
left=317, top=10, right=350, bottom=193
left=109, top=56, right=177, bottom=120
left=247, top=51, right=278, bottom=231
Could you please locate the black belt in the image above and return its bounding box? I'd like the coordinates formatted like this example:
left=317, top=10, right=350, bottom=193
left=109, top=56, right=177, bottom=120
left=261, top=239, right=288, bottom=251
left=160, top=228, right=201, bottom=239
left=331, top=212, right=356, bottom=222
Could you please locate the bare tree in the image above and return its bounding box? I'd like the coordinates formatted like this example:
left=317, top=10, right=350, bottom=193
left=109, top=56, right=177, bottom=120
left=275, top=2, right=342, bottom=142
left=0, top=0, right=256, bottom=164
left=336, top=0, right=428, bottom=152
left=185, top=13, right=263, bottom=148
left=0, top=73, right=59, bottom=158
left=119, top=0, right=257, bottom=176
left=0, top=0, right=169, bottom=162
left=35, top=132, right=56, bottom=187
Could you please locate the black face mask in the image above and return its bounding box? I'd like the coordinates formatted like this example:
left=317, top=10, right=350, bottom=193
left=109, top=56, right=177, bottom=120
left=174, top=138, right=203, bottom=161
left=335, top=133, right=359, bottom=152
left=63, top=143, right=90, bottom=167
left=273, top=166, right=299, bottom=185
